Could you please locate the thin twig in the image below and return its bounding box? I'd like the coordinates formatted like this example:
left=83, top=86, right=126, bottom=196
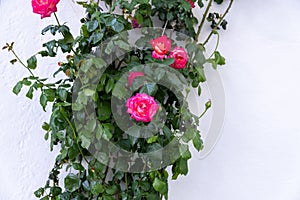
left=54, top=13, right=61, bottom=26
left=11, top=49, right=51, bottom=89
left=203, top=0, right=234, bottom=45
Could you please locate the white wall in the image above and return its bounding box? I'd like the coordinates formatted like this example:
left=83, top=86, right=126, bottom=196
left=1, top=0, right=300, bottom=200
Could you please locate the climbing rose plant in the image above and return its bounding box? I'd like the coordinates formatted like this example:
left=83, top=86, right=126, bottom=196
left=3, top=0, right=234, bottom=199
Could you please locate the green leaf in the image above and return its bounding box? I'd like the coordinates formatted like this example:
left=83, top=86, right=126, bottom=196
left=27, top=55, right=37, bottom=70
left=58, top=40, right=71, bottom=53
left=198, top=0, right=204, bottom=7
left=135, top=13, right=143, bottom=24
left=111, top=21, right=124, bottom=32
left=26, top=86, right=34, bottom=99
left=64, top=173, right=81, bottom=192
left=73, top=163, right=84, bottom=171
left=179, top=158, right=188, bottom=175
left=90, top=32, right=104, bottom=44
left=181, top=1, right=191, bottom=11
left=86, top=20, right=99, bottom=32
left=43, top=40, right=57, bottom=57
left=180, top=145, right=192, bottom=159
left=114, top=40, right=131, bottom=51
left=105, top=78, right=114, bottom=94
left=41, top=25, right=55, bottom=35
left=44, top=132, right=49, bottom=140
left=97, top=101, right=111, bottom=121
left=22, top=79, right=31, bottom=86
left=34, top=188, right=44, bottom=198
left=106, top=185, right=118, bottom=195
left=214, top=51, right=226, bottom=66
left=44, top=89, right=56, bottom=102
left=40, top=93, right=47, bottom=110
left=198, top=85, right=202, bottom=96
left=105, top=40, right=114, bottom=55
left=68, top=145, right=79, bottom=160
left=13, top=81, right=23, bottom=95
left=214, top=0, right=223, bottom=4
left=42, top=122, right=50, bottom=131
left=152, top=178, right=167, bottom=195
left=50, top=186, right=62, bottom=196
left=91, top=181, right=104, bottom=195
left=103, top=195, right=115, bottom=200
left=182, top=128, right=195, bottom=143
left=193, top=131, right=203, bottom=151
left=160, top=58, right=174, bottom=66
left=194, top=47, right=206, bottom=65
left=41, top=196, right=49, bottom=200
left=63, top=32, right=74, bottom=44
left=147, top=135, right=158, bottom=144
left=80, top=135, right=91, bottom=149
left=139, top=83, right=158, bottom=96
left=102, top=123, right=113, bottom=140
left=57, top=88, right=68, bottom=101
left=195, top=65, right=206, bottom=82
left=85, top=119, right=97, bottom=132
left=167, top=12, right=174, bottom=21
left=38, top=50, right=49, bottom=57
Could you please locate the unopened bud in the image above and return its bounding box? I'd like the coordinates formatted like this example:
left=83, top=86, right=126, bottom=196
left=205, top=100, right=212, bottom=109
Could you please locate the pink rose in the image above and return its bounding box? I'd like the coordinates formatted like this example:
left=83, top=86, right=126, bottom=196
left=126, top=93, right=159, bottom=122
left=32, top=0, right=60, bottom=19
left=186, top=0, right=195, bottom=8
left=150, top=35, right=171, bottom=59
left=128, top=72, right=145, bottom=87
left=168, top=47, right=188, bottom=69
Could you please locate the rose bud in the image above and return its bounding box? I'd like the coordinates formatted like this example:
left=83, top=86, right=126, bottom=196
left=150, top=35, right=171, bottom=59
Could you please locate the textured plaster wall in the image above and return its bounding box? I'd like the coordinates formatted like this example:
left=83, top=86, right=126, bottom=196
left=1, top=0, right=300, bottom=200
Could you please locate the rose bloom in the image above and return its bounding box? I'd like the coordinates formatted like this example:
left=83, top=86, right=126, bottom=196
left=32, top=0, right=60, bottom=19
left=126, top=93, right=159, bottom=122
left=150, top=35, right=171, bottom=59
left=168, top=47, right=188, bottom=69
left=127, top=72, right=145, bottom=87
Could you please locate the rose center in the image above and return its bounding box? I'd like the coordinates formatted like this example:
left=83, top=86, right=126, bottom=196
left=154, top=42, right=166, bottom=54
left=137, top=102, right=147, bottom=114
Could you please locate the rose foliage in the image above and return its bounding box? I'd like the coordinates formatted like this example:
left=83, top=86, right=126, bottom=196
left=3, top=0, right=234, bottom=199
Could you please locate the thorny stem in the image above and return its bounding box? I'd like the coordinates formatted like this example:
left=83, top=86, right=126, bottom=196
left=203, top=0, right=234, bottom=45
left=195, top=0, right=213, bottom=42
